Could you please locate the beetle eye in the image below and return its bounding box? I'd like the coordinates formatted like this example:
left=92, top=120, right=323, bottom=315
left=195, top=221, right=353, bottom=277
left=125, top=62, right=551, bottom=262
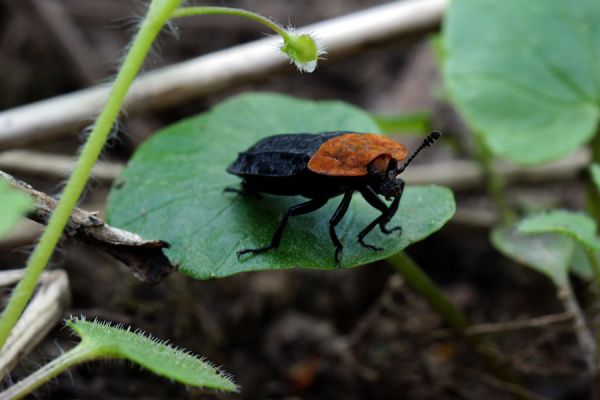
left=386, top=159, right=397, bottom=173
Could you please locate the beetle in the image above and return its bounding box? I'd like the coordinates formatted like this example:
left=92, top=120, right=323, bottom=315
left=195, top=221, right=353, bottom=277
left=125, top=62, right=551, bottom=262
left=226, top=130, right=441, bottom=264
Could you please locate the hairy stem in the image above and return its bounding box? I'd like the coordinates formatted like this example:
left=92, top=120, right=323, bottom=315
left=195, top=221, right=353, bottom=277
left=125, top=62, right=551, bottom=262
left=387, top=252, right=468, bottom=331
left=0, top=0, right=183, bottom=349
left=0, top=343, right=97, bottom=399
left=171, top=6, right=289, bottom=39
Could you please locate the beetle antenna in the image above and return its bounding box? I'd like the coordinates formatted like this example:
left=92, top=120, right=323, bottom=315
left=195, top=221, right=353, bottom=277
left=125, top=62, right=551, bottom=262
left=396, top=131, right=441, bottom=175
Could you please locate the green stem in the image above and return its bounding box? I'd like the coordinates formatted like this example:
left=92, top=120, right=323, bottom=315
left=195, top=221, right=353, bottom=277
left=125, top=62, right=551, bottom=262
left=0, top=344, right=97, bottom=399
left=473, top=132, right=516, bottom=224
left=0, top=0, right=183, bottom=349
left=387, top=252, right=469, bottom=331
left=557, top=282, right=597, bottom=375
left=585, top=247, right=600, bottom=289
left=586, top=128, right=600, bottom=225
left=172, top=6, right=290, bottom=39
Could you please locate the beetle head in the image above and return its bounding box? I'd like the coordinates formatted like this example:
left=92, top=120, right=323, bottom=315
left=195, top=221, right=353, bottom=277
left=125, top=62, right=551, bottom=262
left=368, top=157, right=403, bottom=200
left=367, top=131, right=442, bottom=199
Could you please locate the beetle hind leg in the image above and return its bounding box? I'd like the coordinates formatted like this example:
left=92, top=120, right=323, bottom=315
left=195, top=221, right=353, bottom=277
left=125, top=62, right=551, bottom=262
left=237, top=197, right=328, bottom=259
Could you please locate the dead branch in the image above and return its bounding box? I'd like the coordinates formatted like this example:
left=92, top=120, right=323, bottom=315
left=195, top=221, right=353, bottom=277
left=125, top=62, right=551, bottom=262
left=0, top=170, right=175, bottom=283
left=0, top=0, right=448, bottom=148
left=464, top=312, right=574, bottom=336
left=0, top=269, right=70, bottom=377
left=403, top=148, right=590, bottom=188
left=0, top=150, right=122, bottom=182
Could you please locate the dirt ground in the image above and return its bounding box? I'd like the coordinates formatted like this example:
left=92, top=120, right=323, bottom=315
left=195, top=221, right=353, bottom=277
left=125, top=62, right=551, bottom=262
left=0, top=1, right=594, bottom=399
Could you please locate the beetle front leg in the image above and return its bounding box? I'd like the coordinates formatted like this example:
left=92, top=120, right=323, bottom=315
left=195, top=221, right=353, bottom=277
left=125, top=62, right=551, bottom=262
left=237, top=198, right=328, bottom=259
left=357, top=184, right=404, bottom=251
left=360, top=184, right=404, bottom=234
left=379, top=189, right=403, bottom=234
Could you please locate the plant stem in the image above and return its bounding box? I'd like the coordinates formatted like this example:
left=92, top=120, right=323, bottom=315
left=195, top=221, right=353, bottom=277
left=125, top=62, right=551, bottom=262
left=557, top=282, right=597, bottom=375
left=0, top=0, right=183, bottom=349
left=171, top=6, right=290, bottom=39
left=473, top=132, right=516, bottom=225
left=0, top=344, right=97, bottom=399
left=585, top=247, right=600, bottom=289
left=387, top=252, right=468, bottom=331
left=586, top=127, right=600, bottom=225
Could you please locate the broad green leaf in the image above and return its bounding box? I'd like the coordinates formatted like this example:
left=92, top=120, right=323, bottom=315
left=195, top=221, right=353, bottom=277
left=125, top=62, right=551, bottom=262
left=491, top=224, right=575, bottom=285
left=519, top=210, right=600, bottom=254
left=592, top=164, right=600, bottom=191
left=107, top=93, right=455, bottom=279
left=0, top=179, right=33, bottom=239
left=67, top=318, right=237, bottom=391
left=443, top=0, right=600, bottom=165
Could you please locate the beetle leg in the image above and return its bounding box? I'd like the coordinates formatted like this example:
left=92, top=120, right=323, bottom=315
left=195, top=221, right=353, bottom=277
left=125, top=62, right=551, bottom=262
left=329, top=191, right=353, bottom=265
left=237, top=198, right=328, bottom=259
left=356, top=188, right=384, bottom=251
left=356, top=219, right=384, bottom=251
left=379, top=188, right=403, bottom=234
left=360, top=184, right=404, bottom=235
left=357, top=185, right=404, bottom=251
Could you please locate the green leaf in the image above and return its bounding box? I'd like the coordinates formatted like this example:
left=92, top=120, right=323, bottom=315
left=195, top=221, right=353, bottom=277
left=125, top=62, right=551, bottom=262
left=372, top=111, right=431, bottom=135
left=571, top=243, right=595, bottom=281
left=0, top=179, right=33, bottom=239
left=67, top=318, right=237, bottom=391
left=107, top=93, right=455, bottom=279
left=592, top=163, right=600, bottom=191
left=518, top=210, right=600, bottom=254
left=491, top=224, right=575, bottom=285
left=443, top=0, right=600, bottom=165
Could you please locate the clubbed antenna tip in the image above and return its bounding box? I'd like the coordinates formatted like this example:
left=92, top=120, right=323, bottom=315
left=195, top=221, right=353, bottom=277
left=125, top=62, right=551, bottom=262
left=396, top=131, right=442, bottom=175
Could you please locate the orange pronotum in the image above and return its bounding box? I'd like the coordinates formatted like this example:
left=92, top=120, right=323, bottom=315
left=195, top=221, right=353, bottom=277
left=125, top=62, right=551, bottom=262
left=308, top=133, right=408, bottom=177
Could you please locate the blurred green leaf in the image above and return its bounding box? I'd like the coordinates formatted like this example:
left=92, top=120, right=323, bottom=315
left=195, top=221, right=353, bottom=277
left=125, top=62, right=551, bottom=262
left=67, top=318, right=237, bottom=391
left=443, top=0, right=600, bottom=165
left=107, top=93, right=455, bottom=279
left=570, top=243, right=596, bottom=281
left=519, top=210, right=600, bottom=253
left=372, top=111, right=431, bottom=135
left=0, top=179, right=33, bottom=239
left=491, top=224, right=575, bottom=285
left=429, top=33, right=446, bottom=66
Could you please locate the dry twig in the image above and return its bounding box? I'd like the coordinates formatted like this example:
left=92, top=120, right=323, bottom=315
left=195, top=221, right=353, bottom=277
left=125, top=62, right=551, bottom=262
left=0, top=269, right=70, bottom=377
left=0, top=150, right=122, bottom=182
left=464, top=312, right=574, bottom=336
left=0, top=170, right=174, bottom=283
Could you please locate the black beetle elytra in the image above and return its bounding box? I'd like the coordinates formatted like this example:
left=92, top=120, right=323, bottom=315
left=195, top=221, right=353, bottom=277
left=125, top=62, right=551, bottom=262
left=226, top=131, right=441, bottom=264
